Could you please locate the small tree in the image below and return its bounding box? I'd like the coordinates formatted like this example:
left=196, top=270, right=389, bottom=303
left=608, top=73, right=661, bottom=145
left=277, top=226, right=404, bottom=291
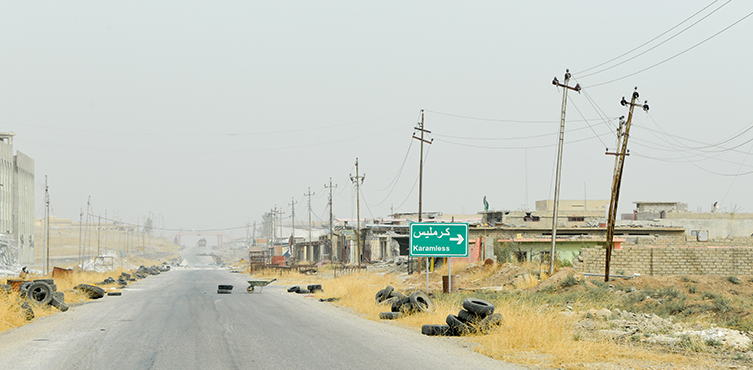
left=144, top=217, right=153, bottom=235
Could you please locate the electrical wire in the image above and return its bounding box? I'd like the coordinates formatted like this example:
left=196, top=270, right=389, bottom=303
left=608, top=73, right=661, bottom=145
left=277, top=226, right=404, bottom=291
left=393, top=144, right=432, bottom=211
left=576, top=0, right=731, bottom=79
left=433, top=131, right=613, bottom=150
left=431, top=125, right=596, bottom=142
left=585, top=8, right=753, bottom=88
left=425, top=110, right=606, bottom=124
left=85, top=213, right=247, bottom=232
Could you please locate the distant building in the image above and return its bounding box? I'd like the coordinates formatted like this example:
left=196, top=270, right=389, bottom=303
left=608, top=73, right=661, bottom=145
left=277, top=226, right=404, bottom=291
left=0, top=133, right=35, bottom=265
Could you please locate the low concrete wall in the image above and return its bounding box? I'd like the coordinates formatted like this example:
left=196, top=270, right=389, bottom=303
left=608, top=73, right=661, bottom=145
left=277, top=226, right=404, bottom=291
left=575, top=246, right=753, bottom=276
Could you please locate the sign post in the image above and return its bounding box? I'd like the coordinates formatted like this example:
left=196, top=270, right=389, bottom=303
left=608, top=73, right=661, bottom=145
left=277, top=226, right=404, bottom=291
left=409, top=223, right=469, bottom=293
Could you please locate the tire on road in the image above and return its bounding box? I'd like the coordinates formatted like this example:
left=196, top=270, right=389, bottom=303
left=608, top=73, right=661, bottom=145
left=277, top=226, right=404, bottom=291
left=26, top=282, right=53, bottom=306
left=307, top=284, right=323, bottom=293
left=446, top=314, right=473, bottom=336
left=462, top=298, right=495, bottom=317
left=287, top=286, right=301, bottom=293
left=51, top=295, right=69, bottom=312
left=296, top=288, right=310, bottom=294
left=74, top=284, right=106, bottom=299
left=422, top=324, right=451, bottom=336
left=217, top=289, right=232, bottom=294
left=107, top=292, right=122, bottom=296
left=247, top=286, right=255, bottom=293
left=409, top=291, right=434, bottom=313
left=379, top=312, right=402, bottom=320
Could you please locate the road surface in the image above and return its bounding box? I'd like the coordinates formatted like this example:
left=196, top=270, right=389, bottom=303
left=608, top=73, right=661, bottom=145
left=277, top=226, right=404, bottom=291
left=0, top=248, right=527, bottom=369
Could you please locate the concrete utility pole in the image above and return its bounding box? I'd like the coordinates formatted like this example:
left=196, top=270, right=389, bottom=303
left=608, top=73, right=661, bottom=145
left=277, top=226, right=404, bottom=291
left=350, top=159, right=365, bottom=268
left=325, top=178, right=337, bottom=261
left=44, top=176, right=49, bottom=275
left=549, top=69, right=581, bottom=275
left=78, top=208, right=83, bottom=269
left=304, top=188, right=315, bottom=262
left=412, top=109, right=432, bottom=274
left=289, top=198, right=297, bottom=260
left=604, top=87, right=649, bottom=282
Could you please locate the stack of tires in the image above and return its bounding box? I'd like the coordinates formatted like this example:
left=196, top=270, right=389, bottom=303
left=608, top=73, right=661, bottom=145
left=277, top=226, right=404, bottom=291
left=422, top=298, right=503, bottom=336
left=17, top=280, right=70, bottom=319
left=377, top=286, right=434, bottom=320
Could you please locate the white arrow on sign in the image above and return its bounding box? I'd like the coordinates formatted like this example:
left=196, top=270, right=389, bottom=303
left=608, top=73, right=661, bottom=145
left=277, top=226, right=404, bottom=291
left=449, top=234, right=464, bottom=245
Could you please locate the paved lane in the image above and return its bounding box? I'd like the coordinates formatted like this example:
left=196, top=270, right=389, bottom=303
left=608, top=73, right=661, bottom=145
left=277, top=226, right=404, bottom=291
left=0, top=250, right=526, bottom=370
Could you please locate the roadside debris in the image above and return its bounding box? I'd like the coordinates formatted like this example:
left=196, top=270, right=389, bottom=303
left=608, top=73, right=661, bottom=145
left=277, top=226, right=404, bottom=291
left=422, top=297, right=503, bottom=336
left=375, top=285, right=435, bottom=320
left=287, top=284, right=323, bottom=294
left=217, top=285, right=233, bottom=294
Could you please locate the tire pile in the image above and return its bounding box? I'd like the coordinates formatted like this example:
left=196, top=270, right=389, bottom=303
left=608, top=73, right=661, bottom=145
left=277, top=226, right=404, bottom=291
left=287, top=284, right=323, bottom=294
left=376, top=285, right=435, bottom=320
left=0, top=279, right=71, bottom=320
left=422, top=298, right=503, bottom=337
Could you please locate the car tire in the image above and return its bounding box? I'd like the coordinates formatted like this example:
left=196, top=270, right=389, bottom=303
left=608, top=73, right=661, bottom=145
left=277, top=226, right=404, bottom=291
left=391, top=296, right=411, bottom=313
left=26, top=282, right=53, bottom=306
left=476, top=313, right=504, bottom=333
left=74, top=284, right=106, bottom=299
left=287, top=286, right=300, bottom=293
left=462, top=298, right=495, bottom=317
left=422, top=324, right=451, bottom=336
left=446, top=314, right=473, bottom=336
left=379, top=312, right=402, bottom=320
left=409, top=291, right=434, bottom=313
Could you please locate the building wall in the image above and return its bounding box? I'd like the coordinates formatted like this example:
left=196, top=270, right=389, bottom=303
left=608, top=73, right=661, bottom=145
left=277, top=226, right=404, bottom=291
left=575, top=246, right=753, bottom=276
left=535, top=199, right=610, bottom=213
left=656, top=212, right=753, bottom=238
left=14, top=151, right=34, bottom=264
left=0, top=141, right=12, bottom=236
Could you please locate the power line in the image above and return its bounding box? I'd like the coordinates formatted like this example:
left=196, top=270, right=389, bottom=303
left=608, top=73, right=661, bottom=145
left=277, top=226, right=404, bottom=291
left=576, top=0, right=731, bottom=79
left=425, top=109, right=606, bottom=124
left=585, top=8, right=753, bottom=88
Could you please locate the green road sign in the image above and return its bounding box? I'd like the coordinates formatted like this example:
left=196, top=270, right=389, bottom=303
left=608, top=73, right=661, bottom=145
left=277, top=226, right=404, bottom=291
left=409, top=223, right=468, bottom=257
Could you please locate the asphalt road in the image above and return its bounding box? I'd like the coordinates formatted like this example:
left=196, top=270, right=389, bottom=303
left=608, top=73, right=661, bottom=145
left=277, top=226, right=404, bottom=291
left=0, top=248, right=527, bottom=370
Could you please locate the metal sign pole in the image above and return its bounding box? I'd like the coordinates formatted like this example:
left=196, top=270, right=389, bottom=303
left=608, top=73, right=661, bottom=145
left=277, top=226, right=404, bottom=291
left=448, top=258, right=452, bottom=293
left=425, top=258, right=429, bottom=293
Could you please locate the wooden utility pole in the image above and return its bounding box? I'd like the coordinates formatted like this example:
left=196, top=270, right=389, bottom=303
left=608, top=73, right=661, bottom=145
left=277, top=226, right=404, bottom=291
left=549, top=69, right=581, bottom=275
left=604, top=87, right=649, bottom=281
left=412, top=109, right=432, bottom=274
left=304, top=188, right=315, bottom=262
left=325, top=178, right=337, bottom=261
left=289, top=198, right=297, bottom=260
left=350, top=159, right=365, bottom=268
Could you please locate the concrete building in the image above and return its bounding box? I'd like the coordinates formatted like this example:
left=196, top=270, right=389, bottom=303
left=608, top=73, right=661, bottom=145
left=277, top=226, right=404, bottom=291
left=0, top=133, right=35, bottom=265
left=623, top=201, right=753, bottom=240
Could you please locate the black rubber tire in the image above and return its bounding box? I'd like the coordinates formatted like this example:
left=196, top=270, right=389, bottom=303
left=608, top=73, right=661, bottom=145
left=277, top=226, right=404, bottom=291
left=462, top=298, right=495, bottom=317
left=379, top=312, right=402, bottom=320
left=446, top=314, right=473, bottom=336
left=391, top=296, right=411, bottom=313
left=20, top=301, right=34, bottom=320
left=51, top=296, right=69, bottom=312
left=422, top=324, right=451, bottom=336
left=374, top=289, right=387, bottom=303
left=296, top=288, right=310, bottom=294
left=307, top=284, right=323, bottom=292
left=18, top=282, right=33, bottom=296
left=458, top=309, right=482, bottom=324
left=26, top=282, right=53, bottom=306
left=52, top=291, right=64, bottom=301
left=381, top=296, right=400, bottom=306
left=388, top=291, right=406, bottom=300
left=247, top=286, right=255, bottom=293
left=217, top=285, right=234, bottom=290
left=383, top=285, right=394, bottom=298
left=74, top=284, right=105, bottom=299
left=476, top=313, right=504, bottom=333
left=287, top=286, right=300, bottom=293
left=34, top=279, right=54, bottom=285
left=107, top=292, right=122, bottom=296
left=217, top=289, right=232, bottom=294
left=121, top=272, right=131, bottom=278
left=49, top=284, right=57, bottom=292
left=409, top=291, right=434, bottom=313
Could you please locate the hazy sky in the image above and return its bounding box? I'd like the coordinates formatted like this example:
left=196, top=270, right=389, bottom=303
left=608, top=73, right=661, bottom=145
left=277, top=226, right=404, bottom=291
left=2, top=1, right=752, bottom=238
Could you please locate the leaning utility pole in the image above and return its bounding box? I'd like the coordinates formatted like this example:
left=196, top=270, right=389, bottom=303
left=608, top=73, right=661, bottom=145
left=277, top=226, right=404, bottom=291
left=289, top=197, right=297, bottom=260
left=325, top=178, right=337, bottom=261
left=304, top=188, right=315, bottom=262
left=350, top=159, right=365, bottom=268
left=412, top=109, right=433, bottom=274
left=549, top=69, right=581, bottom=275
left=604, top=87, right=649, bottom=282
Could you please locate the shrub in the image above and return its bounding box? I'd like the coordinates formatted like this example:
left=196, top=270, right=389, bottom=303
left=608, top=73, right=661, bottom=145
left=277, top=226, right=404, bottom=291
left=688, top=285, right=697, bottom=294
left=728, top=276, right=741, bottom=285
left=561, top=274, right=577, bottom=288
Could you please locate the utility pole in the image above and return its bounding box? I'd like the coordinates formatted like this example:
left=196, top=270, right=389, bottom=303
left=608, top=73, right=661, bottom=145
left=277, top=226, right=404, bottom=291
left=44, top=176, right=50, bottom=275
left=350, top=159, right=365, bottom=268
left=97, top=215, right=101, bottom=257
left=325, top=178, right=337, bottom=261
left=289, top=198, right=297, bottom=261
left=78, top=208, right=83, bottom=269
left=549, top=69, right=581, bottom=275
left=304, top=188, right=315, bottom=262
left=604, top=87, right=649, bottom=282
left=412, top=109, right=432, bottom=274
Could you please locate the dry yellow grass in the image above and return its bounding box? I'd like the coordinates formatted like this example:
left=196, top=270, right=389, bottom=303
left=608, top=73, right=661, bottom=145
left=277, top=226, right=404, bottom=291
left=278, top=264, right=714, bottom=369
